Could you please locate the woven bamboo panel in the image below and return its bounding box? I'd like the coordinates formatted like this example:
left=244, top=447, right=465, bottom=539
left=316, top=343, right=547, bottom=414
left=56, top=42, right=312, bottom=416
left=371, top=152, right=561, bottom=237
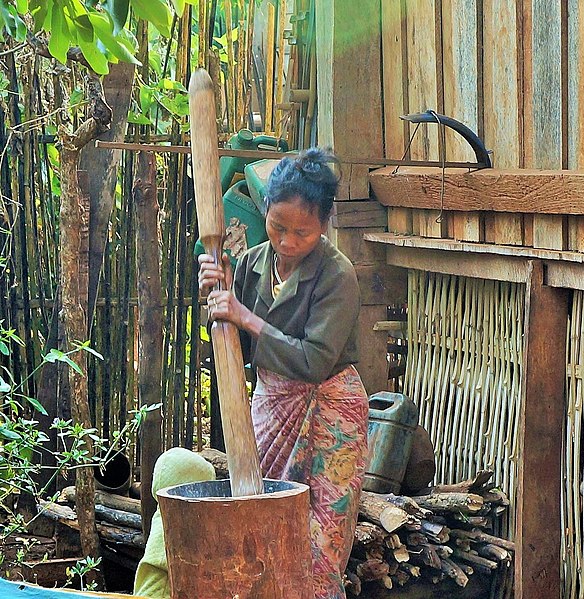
left=404, top=270, right=525, bottom=538
left=563, top=290, right=584, bottom=599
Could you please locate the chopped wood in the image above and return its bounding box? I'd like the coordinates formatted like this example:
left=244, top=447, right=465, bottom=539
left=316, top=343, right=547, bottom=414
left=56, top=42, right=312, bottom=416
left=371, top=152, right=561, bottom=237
left=384, top=533, right=402, bottom=549
left=478, top=543, right=510, bottom=563
left=400, top=563, right=421, bottom=578
left=359, top=491, right=410, bottom=533
left=344, top=569, right=361, bottom=596
left=380, top=574, right=393, bottom=589
left=413, top=492, right=485, bottom=514
left=354, top=558, right=390, bottom=582
left=428, top=543, right=453, bottom=559
left=38, top=500, right=144, bottom=548
left=392, top=545, right=410, bottom=563
left=450, top=528, right=515, bottom=552
left=406, top=532, right=428, bottom=547
left=409, top=545, right=442, bottom=570
left=440, top=557, right=469, bottom=587
left=420, top=520, right=450, bottom=544
left=392, top=569, right=410, bottom=586
left=60, top=486, right=141, bottom=514
left=354, top=521, right=387, bottom=545
left=382, top=493, right=433, bottom=519
left=95, top=504, right=142, bottom=530
left=430, top=470, right=494, bottom=494
left=452, top=548, right=498, bottom=571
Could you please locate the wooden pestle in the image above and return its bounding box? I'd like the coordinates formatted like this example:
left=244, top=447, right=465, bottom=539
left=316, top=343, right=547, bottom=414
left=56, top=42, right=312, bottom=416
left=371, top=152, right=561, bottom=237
left=188, top=69, right=263, bottom=496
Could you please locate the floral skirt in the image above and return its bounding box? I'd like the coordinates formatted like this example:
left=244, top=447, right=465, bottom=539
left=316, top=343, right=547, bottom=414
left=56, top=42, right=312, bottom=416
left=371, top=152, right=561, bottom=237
left=252, top=366, right=369, bottom=599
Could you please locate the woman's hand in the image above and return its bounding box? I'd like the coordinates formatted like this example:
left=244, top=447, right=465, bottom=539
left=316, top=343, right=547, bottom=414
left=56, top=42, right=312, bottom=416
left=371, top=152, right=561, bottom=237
left=198, top=253, right=233, bottom=292
left=207, top=289, right=250, bottom=330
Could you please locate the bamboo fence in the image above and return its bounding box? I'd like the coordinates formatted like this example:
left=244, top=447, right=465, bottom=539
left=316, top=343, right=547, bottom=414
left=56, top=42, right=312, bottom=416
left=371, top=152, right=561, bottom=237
left=563, top=289, right=584, bottom=599
left=404, top=270, right=524, bottom=539
left=0, top=1, right=316, bottom=466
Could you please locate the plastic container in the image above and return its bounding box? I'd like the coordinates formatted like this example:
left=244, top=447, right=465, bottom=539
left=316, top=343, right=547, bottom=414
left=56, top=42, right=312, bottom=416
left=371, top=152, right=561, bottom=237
left=244, top=158, right=282, bottom=216
left=363, top=392, right=419, bottom=494
left=220, top=129, right=288, bottom=194
left=194, top=180, right=268, bottom=267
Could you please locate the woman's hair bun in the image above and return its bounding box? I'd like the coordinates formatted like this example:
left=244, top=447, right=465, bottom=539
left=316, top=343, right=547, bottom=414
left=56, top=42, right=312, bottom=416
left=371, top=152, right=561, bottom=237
left=265, top=146, right=341, bottom=222
left=294, top=148, right=340, bottom=181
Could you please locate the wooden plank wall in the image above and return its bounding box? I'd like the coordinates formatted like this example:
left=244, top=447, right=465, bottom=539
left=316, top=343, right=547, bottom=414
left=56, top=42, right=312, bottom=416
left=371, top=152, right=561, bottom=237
left=380, top=0, right=584, bottom=253
left=377, top=3, right=584, bottom=597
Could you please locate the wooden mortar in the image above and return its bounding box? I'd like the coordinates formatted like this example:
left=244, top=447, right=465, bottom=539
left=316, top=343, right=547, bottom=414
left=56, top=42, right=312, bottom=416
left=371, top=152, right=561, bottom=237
left=157, top=479, right=313, bottom=599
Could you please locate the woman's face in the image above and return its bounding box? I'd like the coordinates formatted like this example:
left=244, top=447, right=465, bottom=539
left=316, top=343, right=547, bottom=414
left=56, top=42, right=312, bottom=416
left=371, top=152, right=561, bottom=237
left=265, top=195, right=327, bottom=262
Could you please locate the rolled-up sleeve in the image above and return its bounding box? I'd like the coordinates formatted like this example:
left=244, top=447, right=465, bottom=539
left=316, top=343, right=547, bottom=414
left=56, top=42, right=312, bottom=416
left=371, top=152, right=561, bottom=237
left=253, top=267, right=360, bottom=383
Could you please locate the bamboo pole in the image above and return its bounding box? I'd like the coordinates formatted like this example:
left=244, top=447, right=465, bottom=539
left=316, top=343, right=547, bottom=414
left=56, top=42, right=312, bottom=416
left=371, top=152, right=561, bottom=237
left=224, top=0, right=236, bottom=132
left=275, top=0, right=287, bottom=137
left=264, top=2, right=276, bottom=134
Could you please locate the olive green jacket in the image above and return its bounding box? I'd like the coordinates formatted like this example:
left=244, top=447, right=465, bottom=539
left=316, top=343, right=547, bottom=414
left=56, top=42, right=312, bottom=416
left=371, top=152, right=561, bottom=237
left=233, top=236, right=360, bottom=383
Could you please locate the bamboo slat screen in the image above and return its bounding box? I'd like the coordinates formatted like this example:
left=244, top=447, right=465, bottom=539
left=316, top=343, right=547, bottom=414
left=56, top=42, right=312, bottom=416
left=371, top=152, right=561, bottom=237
left=404, top=270, right=524, bottom=538
left=563, top=290, right=584, bottom=599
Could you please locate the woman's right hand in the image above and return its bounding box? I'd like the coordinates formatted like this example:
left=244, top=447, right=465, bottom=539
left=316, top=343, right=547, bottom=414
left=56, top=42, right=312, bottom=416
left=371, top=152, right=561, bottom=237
left=198, top=253, right=233, bottom=292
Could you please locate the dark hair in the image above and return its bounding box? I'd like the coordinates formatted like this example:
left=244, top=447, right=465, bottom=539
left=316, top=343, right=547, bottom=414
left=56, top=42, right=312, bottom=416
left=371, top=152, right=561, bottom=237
left=265, top=147, right=340, bottom=223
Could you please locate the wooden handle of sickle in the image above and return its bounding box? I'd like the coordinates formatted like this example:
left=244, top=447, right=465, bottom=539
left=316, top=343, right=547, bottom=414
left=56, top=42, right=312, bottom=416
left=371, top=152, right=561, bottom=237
left=189, top=69, right=263, bottom=497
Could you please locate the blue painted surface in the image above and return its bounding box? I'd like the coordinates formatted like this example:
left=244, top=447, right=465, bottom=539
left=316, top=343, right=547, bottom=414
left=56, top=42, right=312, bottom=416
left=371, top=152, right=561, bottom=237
left=0, top=578, right=130, bottom=598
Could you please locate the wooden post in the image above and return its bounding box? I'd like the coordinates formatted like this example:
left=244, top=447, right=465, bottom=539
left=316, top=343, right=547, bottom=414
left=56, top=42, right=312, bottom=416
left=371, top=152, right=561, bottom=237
left=132, top=152, right=163, bottom=539
left=515, top=260, right=568, bottom=598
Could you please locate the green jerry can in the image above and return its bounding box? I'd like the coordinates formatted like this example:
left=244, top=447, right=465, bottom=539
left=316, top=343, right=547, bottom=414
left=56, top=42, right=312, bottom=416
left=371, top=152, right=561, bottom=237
left=194, top=179, right=268, bottom=268
left=220, top=129, right=289, bottom=194
left=363, top=392, right=419, bottom=494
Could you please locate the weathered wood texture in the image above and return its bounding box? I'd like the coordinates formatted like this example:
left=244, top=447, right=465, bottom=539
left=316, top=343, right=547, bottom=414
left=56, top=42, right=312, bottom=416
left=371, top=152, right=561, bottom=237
left=515, top=261, right=568, bottom=599
left=316, top=0, right=383, bottom=199
left=132, top=151, right=163, bottom=539
left=370, top=167, right=584, bottom=215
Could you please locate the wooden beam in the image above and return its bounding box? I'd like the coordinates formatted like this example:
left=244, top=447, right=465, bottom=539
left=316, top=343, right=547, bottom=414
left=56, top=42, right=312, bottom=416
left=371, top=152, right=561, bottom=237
left=370, top=166, right=584, bottom=214
left=364, top=232, right=584, bottom=264
left=331, top=200, right=387, bottom=228
left=546, top=261, right=584, bottom=290
left=383, top=245, right=530, bottom=283
left=515, top=260, right=568, bottom=599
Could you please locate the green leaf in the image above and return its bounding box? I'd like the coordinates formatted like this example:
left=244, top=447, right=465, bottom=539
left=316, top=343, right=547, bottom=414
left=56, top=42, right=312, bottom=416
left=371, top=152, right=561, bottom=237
left=0, top=426, right=21, bottom=441
left=16, top=0, right=29, bottom=13
left=87, top=12, right=140, bottom=65
left=105, top=0, right=129, bottom=33
left=131, top=0, right=172, bottom=38
left=127, top=110, right=153, bottom=125
left=170, top=0, right=185, bottom=17
left=0, top=340, right=8, bottom=355
left=43, top=349, right=84, bottom=375
left=72, top=14, right=94, bottom=43
left=30, top=0, right=51, bottom=32
left=78, top=36, right=110, bottom=74
left=48, top=3, right=69, bottom=64
left=23, top=396, right=48, bottom=416
left=0, top=376, right=10, bottom=393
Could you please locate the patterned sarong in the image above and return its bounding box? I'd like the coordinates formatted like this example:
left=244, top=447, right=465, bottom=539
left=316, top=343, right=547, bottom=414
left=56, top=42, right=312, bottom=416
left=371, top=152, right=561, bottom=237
left=252, top=365, right=369, bottom=599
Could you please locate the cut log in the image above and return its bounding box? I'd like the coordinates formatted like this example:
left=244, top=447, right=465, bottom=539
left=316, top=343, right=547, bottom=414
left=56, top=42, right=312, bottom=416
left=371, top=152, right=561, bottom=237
left=392, top=545, right=410, bottom=563
left=382, top=493, right=433, bottom=519
left=61, top=486, right=141, bottom=514
left=354, top=558, right=390, bottom=582
left=450, top=528, right=516, bottom=552
left=430, top=470, right=493, bottom=494
left=354, top=521, right=388, bottom=545
left=345, top=569, right=361, bottom=596
left=359, top=491, right=410, bottom=533
left=198, top=448, right=229, bottom=478
left=478, top=543, right=510, bottom=563
left=420, top=520, right=450, bottom=544
left=412, top=492, right=484, bottom=514
left=452, top=548, right=498, bottom=572
left=440, top=557, right=469, bottom=587
left=95, top=504, right=142, bottom=530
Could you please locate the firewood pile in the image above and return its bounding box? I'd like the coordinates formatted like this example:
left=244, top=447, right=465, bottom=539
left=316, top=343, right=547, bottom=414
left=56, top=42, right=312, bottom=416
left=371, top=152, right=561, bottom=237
left=346, top=470, right=514, bottom=597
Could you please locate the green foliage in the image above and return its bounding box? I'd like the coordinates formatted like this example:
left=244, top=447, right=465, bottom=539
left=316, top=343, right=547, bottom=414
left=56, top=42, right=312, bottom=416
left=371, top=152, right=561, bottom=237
left=0, top=0, right=187, bottom=74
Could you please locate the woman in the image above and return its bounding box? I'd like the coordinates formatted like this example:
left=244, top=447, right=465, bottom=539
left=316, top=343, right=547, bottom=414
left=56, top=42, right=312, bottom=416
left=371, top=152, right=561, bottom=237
left=198, top=148, right=369, bottom=599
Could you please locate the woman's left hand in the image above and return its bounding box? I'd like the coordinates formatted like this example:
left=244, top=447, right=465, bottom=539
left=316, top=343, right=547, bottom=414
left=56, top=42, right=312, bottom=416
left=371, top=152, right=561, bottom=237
left=207, top=290, right=266, bottom=338
left=207, top=290, right=248, bottom=329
